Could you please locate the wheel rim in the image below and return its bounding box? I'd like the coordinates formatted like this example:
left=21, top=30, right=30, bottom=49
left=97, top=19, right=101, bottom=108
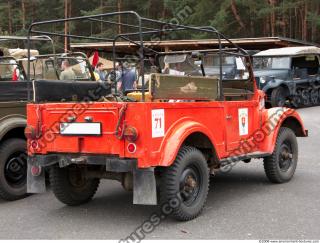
left=302, top=90, right=310, bottom=106
left=68, top=167, right=87, bottom=188
left=310, top=89, right=318, bottom=105
left=277, top=93, right=286, bottom=107
left=278, top=142, right=293, bottom=172
left=179, top=165, right=201, bottom=206
left=4, top=151, right=27, bottom=187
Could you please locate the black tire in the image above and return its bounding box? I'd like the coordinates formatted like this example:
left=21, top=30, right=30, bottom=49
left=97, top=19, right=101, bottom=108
left=160, top=146, right=209, bottom=221
left=0, top=138, right=28, bottom=201
left=264, top=128, right=298, bottom=183
left=271, top=87, right=287, bottom=107
left=310, top=89, right=319, bottom=106
left=50, top=166, right=100, bottom=206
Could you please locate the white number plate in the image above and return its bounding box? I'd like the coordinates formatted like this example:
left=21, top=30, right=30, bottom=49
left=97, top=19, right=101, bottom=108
left=60, top=123, right=101, bottom=136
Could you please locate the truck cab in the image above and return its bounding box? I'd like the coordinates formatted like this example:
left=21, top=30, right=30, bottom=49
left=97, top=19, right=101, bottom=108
left=253, top=46, right=320, bottom=107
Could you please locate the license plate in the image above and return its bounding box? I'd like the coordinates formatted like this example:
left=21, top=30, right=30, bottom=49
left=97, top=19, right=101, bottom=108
left=60, top=123, right=101, bottom=136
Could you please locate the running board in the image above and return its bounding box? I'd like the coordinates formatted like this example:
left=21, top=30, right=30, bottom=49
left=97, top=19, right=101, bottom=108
left=219, top=151, right=271, bottom=164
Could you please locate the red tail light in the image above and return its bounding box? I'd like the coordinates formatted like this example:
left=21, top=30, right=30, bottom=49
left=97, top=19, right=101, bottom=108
left=31, top=165, right=42, bottom=176
left=124, top=126, right=139, bottom=142
left=25, top=125, right=36, bottom=139
left=31, top=140, right=39, bottom=149
left=127, top=143, right=137, bottom=153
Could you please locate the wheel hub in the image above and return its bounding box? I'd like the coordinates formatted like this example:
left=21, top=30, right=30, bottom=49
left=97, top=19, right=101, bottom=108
left=179, top=166, right=201, bottom=206
left=279, top=144, right=293, bottom=172
left=68, top=168, right=87, bottom=188
left=310, top=89, right=319, bottom=105
left=5, top=152, right=27, bottom=186
left=184, top=175, right=197, bottom=192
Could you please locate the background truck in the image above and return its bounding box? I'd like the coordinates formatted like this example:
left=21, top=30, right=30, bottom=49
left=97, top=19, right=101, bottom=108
left=0, top=37, right=96, bottom=200
left=26, top=12, right=308, bottom=221
left=0, top=52, right=31, bottom=200
left=253, top=46, right=320, bottom=107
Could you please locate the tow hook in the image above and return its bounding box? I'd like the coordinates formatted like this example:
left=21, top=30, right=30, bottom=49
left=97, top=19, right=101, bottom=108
left=59, top=157, right=87, bottom=167
left=70, top=157, right=87, bottom=164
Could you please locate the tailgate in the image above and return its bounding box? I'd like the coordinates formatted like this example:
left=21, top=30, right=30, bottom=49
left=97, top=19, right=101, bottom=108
left=27, top=102, right=124, bottom=156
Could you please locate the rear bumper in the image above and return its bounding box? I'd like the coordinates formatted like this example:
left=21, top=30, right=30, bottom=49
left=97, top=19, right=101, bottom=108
left=28, top=154, right=136, bottom=172
left=27, top=154, right=157, bottom=205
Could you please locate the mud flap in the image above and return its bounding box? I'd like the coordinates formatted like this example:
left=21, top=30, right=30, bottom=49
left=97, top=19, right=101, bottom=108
left=27, top=164, right=46, bottom=193
left=133, top=167, right=157, bottom=205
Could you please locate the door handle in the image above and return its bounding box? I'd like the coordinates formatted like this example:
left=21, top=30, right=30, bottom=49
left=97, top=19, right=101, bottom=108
left=226, top=115, right=232, bottom=120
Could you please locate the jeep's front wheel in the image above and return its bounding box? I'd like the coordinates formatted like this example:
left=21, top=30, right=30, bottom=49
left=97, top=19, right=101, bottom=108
left=0, top=139, right=28, bottom=201
left=50, top=166, right=100, bottom=206
left=160, top=146, right=209, bottom=221
left=264, top=128, right=298, bottom=183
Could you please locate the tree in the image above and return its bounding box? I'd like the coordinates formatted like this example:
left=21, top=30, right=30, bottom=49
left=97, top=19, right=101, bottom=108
left=0, top=0, right=319, bottom=44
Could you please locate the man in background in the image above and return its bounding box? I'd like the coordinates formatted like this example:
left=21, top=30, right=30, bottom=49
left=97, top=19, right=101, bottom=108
left=95, top=62, right=107, bottom=81
left=118, top=62, right=137, bottom=93
left=60, top=60, right=76, bottom=80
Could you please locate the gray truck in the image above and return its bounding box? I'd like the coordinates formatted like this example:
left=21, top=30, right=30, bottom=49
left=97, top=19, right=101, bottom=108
left=253, top=46, right=320, bottom=107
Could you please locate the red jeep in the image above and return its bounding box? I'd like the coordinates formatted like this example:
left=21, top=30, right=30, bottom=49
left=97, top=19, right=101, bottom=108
left=26, top=13, right=308, bottom=221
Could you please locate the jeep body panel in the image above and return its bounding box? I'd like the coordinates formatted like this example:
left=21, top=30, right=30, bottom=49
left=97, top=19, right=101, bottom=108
left=26, top=98, right=307, bottom=169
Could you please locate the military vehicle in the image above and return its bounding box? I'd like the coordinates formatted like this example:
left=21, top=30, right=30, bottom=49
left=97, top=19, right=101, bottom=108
left=25, top=12, right=307, bottom=221
left=0, top=36, right=95, bottom=200
left=0, top=50, right=30, bottom=200
left=253, top=46, right=320, bottom=107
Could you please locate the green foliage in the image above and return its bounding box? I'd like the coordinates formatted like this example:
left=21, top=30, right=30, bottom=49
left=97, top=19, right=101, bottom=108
left=0, top=0, right=319, bottom=48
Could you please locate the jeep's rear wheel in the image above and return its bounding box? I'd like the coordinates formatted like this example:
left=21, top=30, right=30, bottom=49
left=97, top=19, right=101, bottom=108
left=263, top=127, right=298, bottom=183
left=271, top=87, right=287, bottom=107
left=50, top=166, right=100, bottom=206
left=160, top=146, right=209, bottom=221
left=0, top=139, right=28, bottom=201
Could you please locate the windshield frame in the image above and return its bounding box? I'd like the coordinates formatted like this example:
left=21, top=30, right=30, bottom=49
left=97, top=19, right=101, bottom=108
left=253, top=56, right=292, bottom=70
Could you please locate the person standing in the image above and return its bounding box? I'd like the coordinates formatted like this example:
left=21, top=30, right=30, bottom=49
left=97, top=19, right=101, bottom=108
left=95, top=62, right=107, bottom=81
left=60, top=60, right=76, bottom=80
left=118, top=62, right=137, bottom=93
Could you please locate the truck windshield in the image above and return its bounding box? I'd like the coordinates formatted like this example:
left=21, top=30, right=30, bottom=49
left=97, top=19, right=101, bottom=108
left=203, top=55, right=239, bottom=77
left=22, top=55, right=93, bottom=81
left=161, top=54, right=248, bottom=80
left=253, top=57, right=291, bottom=70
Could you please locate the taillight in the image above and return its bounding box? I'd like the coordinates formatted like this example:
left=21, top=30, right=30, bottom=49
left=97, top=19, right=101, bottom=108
left=31, top=165, right=42, bottom=176
left=124, top=126, right=139, bottom=142
left=25, top=125, right=36, bottom=139
left=30, top=140, right=39, bottom=149
left=127, top=143, right=137, bottom=153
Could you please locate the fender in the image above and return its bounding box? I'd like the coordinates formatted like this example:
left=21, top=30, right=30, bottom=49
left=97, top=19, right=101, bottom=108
left=158, top=118, right=218, bottom=167
left=262, top=79, right=289, bottom=93
left=260, top=107, right=307, bottom=153
left=0, top=114, right=27, bottom=141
